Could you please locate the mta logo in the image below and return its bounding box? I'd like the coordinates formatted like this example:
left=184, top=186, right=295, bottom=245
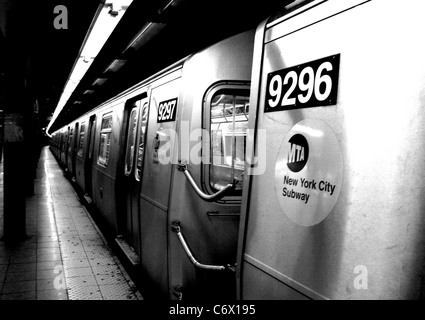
left=287, top=134, right=309, bottom=172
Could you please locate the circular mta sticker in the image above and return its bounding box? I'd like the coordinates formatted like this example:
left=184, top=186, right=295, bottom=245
left=275, top=119, right=343, bottom=227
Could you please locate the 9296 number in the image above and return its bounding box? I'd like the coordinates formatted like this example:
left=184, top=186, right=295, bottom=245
left=264, top=54, right=340, bottom=112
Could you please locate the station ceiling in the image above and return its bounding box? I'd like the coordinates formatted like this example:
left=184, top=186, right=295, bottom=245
left=0, top=0, right=288, bottom=133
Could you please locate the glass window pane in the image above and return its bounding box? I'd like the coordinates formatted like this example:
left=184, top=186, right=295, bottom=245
left=68, top=128, right=73, bottom=152
left=88, top=117, right=96, bottom=160
left=98, top=114, right=112, bottom=167
left=135, top=103, right=148, bottom=181
left=77, top=123, right=85, bottom=157
left=124, top=107, right=139, bottom=175
left=210, top=90, right=249, bottom=194
left=101, top=116, right=112, bottom=130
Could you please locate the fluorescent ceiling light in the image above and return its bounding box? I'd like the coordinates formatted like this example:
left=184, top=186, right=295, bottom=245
left=92, top=78, right=108, bottom=86
left=69, top=58, right=94, bottom=83
left=104, top=59, right=127, bottom=73
left=124, top=22, right=166, bottom=52
left=81, top=1, right=132, bottom=60
left=47, top=0, right=133, bottom=134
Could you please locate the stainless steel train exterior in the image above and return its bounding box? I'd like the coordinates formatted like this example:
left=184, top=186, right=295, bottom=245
left=50, top=30, right=255, bottom=299
left=50, top=0, right=425, bottom=300
left=237, top=0, right=425, bottom=299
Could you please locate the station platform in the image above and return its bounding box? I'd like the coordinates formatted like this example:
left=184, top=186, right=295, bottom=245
left=0, top=146, right=143, bottom=300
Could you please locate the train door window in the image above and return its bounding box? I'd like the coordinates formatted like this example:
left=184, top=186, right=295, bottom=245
left=62, top=132, right=65, bottom=152
left=206, top=85, right=249, bottom=197
left=77, top=123, right=85, bottom=157
left=135, top=101, right=149, bottom=181
left=124, top=105, right=139, bottom=176
left=59, top=132, right=63, bottom=152
left=98, top=113, right=113, bottom=167
left=67, top=127, right=73, bottom=153
left=88, top=115, right=97, bottom=161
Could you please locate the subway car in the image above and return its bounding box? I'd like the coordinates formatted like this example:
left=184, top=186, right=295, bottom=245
left=51, top=29, right=254, bottom=300
left=51, top=0, right=425, bottom=300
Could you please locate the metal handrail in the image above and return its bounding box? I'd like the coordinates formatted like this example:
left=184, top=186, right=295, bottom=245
left=177, top=162, right=235, bottom=202
left=171, top=221, right=235, bottom=272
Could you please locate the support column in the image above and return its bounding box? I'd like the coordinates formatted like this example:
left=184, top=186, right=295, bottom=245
left=3, top=113, right=26, bottom=241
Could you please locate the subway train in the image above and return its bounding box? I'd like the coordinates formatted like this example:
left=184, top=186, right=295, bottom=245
left=50, top=0, right=425, bottom=300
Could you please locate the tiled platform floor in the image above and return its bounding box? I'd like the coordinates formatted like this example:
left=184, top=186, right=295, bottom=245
left=0, top=146, right=143, bottom=300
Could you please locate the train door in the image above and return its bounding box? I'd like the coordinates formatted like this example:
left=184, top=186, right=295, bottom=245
left=65, top=126, right=72, bottom=170
left=84, top=115, right=96, bottom=201
left=71, top=122, right=79, bottom=178
left=120, top=96, right=148, bottom=256
left=61, top=129, right=68, bottom=164
left=58, top=131, right=64, bottom=161
left=138, top=73, right=181, bottom=297
left=75, top=121, right=85, bottom=187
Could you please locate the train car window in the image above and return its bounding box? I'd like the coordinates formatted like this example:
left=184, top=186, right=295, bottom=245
left=135, top=102, right=149, bottom=181
left=98, top=113, right=113, bottom=167
left=209, top=89, right=249, bottom=196
left=124, top=106, right=139, bottom=175
left=77, top=123, right=85, bottom=157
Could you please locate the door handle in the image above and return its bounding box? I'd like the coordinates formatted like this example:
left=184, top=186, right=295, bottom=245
left=177, top=161, right=235, bottom=202
left=171, top=221, right=235, bottom=272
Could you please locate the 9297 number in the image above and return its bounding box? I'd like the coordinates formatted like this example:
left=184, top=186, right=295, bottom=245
left=157, top=98, right=178, bottom=123
left=264, top=54, right=340, bottom=112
